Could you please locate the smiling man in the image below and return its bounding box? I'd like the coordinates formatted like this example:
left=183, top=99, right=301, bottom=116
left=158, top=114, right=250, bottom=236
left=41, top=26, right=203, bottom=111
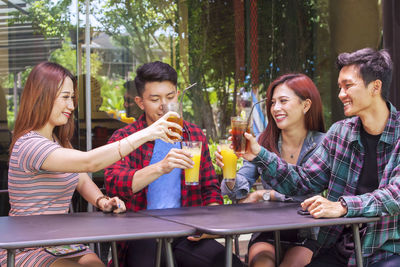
left=104, top=61, right=243, bottom=267
left=240, top=48, right=400, bottom=266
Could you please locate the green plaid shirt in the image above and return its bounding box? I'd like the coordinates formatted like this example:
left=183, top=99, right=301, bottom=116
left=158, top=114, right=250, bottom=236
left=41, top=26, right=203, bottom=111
left=252, top=102, right=400, bottom=266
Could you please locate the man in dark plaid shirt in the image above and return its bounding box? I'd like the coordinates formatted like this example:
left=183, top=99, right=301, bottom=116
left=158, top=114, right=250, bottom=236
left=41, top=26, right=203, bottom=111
left=105, top=61, right=243, bottom=267
left=242, top=49, right=400, bottom=267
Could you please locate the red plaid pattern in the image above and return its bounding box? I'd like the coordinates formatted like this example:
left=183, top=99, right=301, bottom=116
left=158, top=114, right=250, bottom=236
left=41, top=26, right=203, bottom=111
left=104, top=114, right=222, bottom=267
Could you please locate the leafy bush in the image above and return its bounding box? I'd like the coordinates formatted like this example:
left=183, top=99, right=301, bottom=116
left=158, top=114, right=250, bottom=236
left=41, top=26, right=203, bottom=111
left=223, top=195, right=232, bottom=205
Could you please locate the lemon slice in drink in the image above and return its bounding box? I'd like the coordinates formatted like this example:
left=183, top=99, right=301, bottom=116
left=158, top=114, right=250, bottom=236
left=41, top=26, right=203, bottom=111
left=240, top=110, right=246, bottom=120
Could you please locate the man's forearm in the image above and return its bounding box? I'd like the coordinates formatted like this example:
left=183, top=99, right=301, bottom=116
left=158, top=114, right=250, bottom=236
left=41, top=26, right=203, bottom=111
left=131, top=163, right=163, bottom=193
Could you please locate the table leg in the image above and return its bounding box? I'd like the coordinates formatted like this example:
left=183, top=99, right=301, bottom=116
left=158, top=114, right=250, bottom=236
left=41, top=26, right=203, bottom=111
left=7, top=249, right=15, bottom=267
left=225, top=236, right=233, bottom=267
left=352, top=224, right=363, bottom=267
left=234, top=234, right=240, bottom=256
left=274, top=230, right=281, bottom=267
left=111, top=241, right=119, bottom=267
left=155, top=238, right=162, bottom=267
left=165, top=238, right=175, bottom=267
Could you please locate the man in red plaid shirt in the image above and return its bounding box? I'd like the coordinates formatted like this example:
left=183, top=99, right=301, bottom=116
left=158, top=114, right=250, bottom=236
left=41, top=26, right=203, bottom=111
left=105, top=61, right=243, bottom=267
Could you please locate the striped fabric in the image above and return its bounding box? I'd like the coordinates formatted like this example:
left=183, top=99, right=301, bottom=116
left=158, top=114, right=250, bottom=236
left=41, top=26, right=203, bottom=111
left=0, top=132, right=92, bottom=266
left=0, top=248, right=90, bottom=267
left=8, top=131, right=78, bottom=216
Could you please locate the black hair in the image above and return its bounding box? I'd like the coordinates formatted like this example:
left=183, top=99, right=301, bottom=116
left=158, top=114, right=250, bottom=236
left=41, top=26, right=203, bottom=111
left=134, top=61, right=178, bottom=97
left=336, top=48, right=393, bottom=100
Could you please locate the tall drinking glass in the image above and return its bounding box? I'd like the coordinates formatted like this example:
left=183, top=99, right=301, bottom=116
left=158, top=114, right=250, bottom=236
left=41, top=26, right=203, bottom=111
left=231, top=116, right=250, bottom=153
left=162, top=102, right=183, bottom=141
left=182, top=141, right=202, bottom=185
left=219, top=140, right=237, bottom=180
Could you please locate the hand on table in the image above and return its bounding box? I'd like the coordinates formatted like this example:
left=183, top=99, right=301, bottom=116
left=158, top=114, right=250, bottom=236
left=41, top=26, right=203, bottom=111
left=187, top=233, right=220, bottom=242
left=99, top=196, right=126, bottom=214
left=239, top=190, right=264, bottom=203
left=301, top=195, right=347, bottom=218
left=239, top=190, right=277, bottom=203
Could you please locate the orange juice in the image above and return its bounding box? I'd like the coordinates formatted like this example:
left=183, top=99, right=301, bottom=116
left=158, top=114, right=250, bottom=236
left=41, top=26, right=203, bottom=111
left=182, top=141, right=202, bottom=185
left=220, top=147, right=237, bottom=179
left=185, top=154, right=201, bottom=185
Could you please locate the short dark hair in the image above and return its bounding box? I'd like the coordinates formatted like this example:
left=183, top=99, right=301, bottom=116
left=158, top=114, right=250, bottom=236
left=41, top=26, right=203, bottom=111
left=134, top=61, right=177, bottom=97
left=336, top=48, right=393, bottom=100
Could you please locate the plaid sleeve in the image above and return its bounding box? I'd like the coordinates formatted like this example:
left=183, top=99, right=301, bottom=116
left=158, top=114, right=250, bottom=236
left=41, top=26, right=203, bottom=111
left=187, top=124, right=223, bottom=205
left=344, top=141, right=400, bottom=218
left=252, top=129, right=333, bottom=196
left=104, top=128, right=136, bottom=202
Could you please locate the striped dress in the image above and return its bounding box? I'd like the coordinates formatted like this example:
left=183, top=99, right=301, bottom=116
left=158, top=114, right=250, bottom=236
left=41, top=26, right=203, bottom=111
left=0, top=132, right=93, bottom=267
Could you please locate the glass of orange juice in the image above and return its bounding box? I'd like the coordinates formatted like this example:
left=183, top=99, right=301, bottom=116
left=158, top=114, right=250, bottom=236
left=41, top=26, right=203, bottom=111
left=182, top=141, right=202, bottom=185
left=219, top=140, right=238, bottom=180
left=162, top=102, right=183, bottom=142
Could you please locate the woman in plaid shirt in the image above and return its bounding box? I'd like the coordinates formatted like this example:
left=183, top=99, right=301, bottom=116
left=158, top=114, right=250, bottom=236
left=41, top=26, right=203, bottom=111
left=238, top=48, right=400, bottom=267
left=218, top=73, right=325, bottom=267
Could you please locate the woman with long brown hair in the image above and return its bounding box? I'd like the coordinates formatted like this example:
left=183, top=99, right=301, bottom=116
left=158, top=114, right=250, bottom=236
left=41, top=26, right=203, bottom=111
left=217, top=73, right=325, bottom=267
left=1, top=61, right=185, bottom=267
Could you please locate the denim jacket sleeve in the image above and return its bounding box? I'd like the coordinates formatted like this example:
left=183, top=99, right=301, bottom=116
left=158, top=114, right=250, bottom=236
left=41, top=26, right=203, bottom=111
left=221, top=159, right=260, bottom=200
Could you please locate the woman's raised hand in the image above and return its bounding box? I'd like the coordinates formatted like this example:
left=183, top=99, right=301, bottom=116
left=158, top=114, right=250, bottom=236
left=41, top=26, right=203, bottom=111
left=146, top=111, right=182, bottom=143
left=229, top=131, right=261, bottom=161
left=241, top=132, right=261, bottom=161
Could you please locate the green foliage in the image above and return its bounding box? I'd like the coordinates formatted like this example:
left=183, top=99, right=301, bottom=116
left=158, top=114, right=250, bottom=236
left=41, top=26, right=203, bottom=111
left=92, top=0, right=177, bottom=63
left=6, top=0, right=334, bottom=137
left=187, top=1, right=236, bottom=139
left=1, top=68, right=32, bottom=129
left=208, top=140, right=222, bottom=176
left=49, top=41, right=77, bottom=72
left=50, top=40, right=103, bottom=76
left=182, top=97, right=194, bottom=119
left=223, top=195, right=232, bottom=205
left=97, top=76, right=126, bottom=112
left=7, top=110, right=15, bottom=130
left=10, top=0, right=73, bottom=38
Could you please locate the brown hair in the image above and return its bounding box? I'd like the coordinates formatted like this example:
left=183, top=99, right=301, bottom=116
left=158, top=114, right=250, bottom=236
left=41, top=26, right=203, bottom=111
left=258, top=73, right=325, bottom=155
left=10, top=62, right=77, bottom=152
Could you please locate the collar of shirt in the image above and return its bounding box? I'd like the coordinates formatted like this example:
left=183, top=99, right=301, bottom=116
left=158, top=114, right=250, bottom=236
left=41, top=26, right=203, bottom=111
left=347, top=102, right=400, bottom=146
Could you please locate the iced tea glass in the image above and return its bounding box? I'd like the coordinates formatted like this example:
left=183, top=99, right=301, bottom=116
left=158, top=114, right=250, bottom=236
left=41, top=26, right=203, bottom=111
left=182, top=141, right=202, bottom=185
left=219, top=140, right=237, bottom=180
left=231, top=116, right=249, bottom=153
left=162, top=102, right=183, bottom=142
